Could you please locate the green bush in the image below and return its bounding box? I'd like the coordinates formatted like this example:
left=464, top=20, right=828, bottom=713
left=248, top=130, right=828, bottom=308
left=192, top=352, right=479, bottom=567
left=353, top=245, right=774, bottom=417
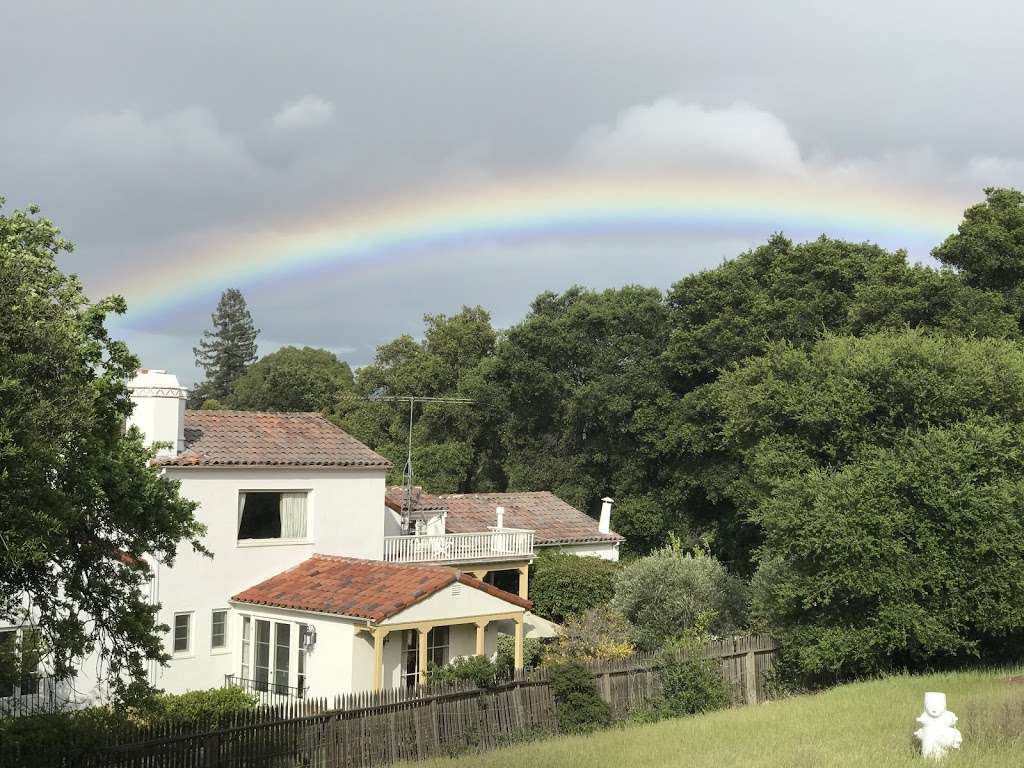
left=142, top=686, right=259, bottom=725
left=657, top=651, right=731, bottom=716
left=546, top=662, right=611, bottom=733
left=612, top=545, right=748, bottom=650
left=530, top=552, right=621, bottom=623
left=427, top=655, right=499, bottom=689
left=495, top=634, right=544, bottom=677
left=544, top=606, right=634, bottom=663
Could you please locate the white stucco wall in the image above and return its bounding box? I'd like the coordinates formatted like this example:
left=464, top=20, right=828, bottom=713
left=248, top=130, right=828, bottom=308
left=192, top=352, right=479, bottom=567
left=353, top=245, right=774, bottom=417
left=540, top=541, right=620, bottom=561
left=146, top=465, right=386, bottom=694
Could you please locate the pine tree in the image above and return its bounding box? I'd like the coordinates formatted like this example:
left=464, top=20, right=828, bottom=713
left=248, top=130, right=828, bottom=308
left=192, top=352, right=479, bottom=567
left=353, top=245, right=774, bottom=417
left=193, top=288, right=260, bottom=401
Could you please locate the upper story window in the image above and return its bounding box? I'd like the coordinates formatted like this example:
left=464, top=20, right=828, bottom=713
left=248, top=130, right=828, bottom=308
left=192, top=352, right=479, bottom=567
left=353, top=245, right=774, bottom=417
left=237, top=491, right=308, bottom=542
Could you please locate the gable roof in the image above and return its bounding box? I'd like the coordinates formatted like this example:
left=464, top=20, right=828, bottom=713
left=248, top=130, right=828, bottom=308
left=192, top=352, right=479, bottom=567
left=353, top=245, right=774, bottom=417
left=156, top=411, right=392, bottom=468
left=439, top=491, right=623, bottom=546
left=231, top=554, right=531, bottom=622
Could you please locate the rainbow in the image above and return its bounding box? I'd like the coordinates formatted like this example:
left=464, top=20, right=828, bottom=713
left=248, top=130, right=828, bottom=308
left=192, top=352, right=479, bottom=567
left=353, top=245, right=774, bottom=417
left=101, top=172, right=968, bottom=326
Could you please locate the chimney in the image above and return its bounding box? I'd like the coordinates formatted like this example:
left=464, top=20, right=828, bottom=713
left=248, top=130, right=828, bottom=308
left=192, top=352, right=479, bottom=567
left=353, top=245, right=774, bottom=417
left=495, top=506, right=505, bottom=529
left=126, top=369, right=187, bottom=457
left=599, top=497, right=614, bottom=534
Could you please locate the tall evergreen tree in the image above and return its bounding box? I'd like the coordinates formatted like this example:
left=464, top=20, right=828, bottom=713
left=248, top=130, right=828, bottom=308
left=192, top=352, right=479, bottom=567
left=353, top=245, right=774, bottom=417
left=192, top=288, right=259, bottom=402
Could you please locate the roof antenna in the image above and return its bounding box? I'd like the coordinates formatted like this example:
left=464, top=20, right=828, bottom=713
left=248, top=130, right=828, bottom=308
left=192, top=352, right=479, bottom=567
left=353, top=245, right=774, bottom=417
left=366, top=395, right=474, bottom=532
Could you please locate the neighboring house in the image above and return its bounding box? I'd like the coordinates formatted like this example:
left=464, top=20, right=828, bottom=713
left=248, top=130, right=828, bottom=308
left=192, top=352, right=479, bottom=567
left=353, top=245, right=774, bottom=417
left=12, top=368, right=622, bottom=709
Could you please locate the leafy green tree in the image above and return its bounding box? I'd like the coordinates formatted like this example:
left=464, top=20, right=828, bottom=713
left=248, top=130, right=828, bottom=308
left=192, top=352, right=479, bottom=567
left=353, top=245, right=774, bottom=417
left=529, top=551, right=620, bottom=623
left=489, top=285, right=674, bottom=540
left=612, top=545, right=748, bottom=650
left=708, top=331, right=1024, bottom=679
left=230, top=346, right=353, bottom=412
left=192, top=288, right=259, bottom=402
left=335, top=306, right=503, bottom=492
left=932, top=187, right=1024, bottom=293
left=0, top=201, right=205, bottom=702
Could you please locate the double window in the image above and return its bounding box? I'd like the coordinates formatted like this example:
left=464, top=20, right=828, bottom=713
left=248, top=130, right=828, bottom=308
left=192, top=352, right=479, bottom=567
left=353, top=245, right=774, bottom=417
left=400, top=627, right=450, bottom=688
left=0, top=627, right=40, bottom=698
left=242, top=617, right=306, bottom=696
left=237, top=491, right=309, bottom=542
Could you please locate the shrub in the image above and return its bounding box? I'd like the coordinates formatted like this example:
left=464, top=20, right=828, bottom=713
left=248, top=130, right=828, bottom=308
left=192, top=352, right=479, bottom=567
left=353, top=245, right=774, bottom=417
left=530, top=552, right=621, bottom=623
left=495, top=634, right=544, bottom=677
left=545, top=606, right=634, bottom=663
left=657, top=651, right=731, bottom=716
left=427, top=655, right=499, bottom=689
left=546, top=662, right=611, bottom=733
left=142, top=686, right=258, bottom=725
left=612, top=545, right=748, bottom=650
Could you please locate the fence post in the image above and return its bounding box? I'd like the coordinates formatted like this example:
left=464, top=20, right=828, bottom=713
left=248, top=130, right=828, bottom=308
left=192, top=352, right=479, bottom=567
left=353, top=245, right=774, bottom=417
left=743, top=649, right=758, bottom=704
left=204, top=731, right=221, bottom=768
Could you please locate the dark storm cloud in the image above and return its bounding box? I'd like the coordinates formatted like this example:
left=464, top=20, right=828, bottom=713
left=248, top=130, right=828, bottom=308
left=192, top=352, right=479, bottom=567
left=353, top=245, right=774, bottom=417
left=3, top=1, right=1024, bottom=380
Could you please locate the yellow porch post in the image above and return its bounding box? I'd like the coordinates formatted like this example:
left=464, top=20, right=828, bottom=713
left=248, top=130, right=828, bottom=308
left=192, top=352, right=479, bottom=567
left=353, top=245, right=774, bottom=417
left=417, top=626, right=431, bottom=685
left=475, top=620, right=487, bottom=656
left=513, top=615, right=525, bottom=671
left=372, top=628, right=387, bottom=691
left=517, top=565, right=529, bottom=599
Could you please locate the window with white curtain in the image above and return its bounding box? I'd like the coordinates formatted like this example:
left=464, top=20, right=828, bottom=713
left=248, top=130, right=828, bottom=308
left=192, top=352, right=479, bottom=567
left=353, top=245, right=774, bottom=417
left=237, top=491, right=308, bottom=541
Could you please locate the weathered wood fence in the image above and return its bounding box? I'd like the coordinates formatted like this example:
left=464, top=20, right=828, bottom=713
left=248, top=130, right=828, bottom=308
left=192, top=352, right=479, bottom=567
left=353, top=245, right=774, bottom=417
left=17, top=635, right=777, bottom=768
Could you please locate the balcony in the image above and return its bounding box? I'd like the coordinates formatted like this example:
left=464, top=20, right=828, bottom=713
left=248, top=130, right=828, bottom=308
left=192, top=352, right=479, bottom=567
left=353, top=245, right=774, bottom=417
left=224, top=674, right=306, bottom=705
left=383, top=528, right=535, bottom=565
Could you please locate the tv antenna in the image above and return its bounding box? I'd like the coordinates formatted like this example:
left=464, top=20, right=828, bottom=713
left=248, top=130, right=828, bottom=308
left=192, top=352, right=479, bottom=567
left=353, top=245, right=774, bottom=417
left=356, top=395, right=475, bottom=531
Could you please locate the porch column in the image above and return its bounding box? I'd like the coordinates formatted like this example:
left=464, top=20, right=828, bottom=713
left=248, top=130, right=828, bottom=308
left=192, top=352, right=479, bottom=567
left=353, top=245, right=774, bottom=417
left=513, top=615, right=525, bottom=671
left=475, top=620, right=488, bottom=656
left=372, top=628, right=388, bottom=692
left=417, top=625, right=431, bottom=685
left=517, top=565, right=529, bottom=600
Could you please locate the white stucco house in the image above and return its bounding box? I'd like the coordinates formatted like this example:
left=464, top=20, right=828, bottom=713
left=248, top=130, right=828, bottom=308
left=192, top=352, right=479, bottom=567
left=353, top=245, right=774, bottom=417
left=10, top=369, right=622, bottom=709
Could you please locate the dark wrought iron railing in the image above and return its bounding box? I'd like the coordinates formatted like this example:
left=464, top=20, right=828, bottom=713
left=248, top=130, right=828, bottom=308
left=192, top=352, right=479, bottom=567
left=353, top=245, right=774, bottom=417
left=224, top=673, right=306, bottom=705
left=0, top=676, right=60, bottom=717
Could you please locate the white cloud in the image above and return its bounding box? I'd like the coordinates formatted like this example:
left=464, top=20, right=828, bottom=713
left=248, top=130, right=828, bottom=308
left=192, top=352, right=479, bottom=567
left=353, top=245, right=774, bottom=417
left=271, top=95, right=336, bottom=131
left=570, top=99, right=805, bottom=175
left=67, top=107, right=255, bottom=175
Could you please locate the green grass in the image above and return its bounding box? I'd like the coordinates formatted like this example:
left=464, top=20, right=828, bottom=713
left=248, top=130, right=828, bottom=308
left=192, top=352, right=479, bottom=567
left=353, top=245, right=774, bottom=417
left=413, top=668, right=1024, bottom=768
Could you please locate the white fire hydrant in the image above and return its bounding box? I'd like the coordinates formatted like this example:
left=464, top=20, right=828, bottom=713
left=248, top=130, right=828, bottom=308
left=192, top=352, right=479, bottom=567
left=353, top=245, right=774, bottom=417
left=914, top=692, right=962, bottom=760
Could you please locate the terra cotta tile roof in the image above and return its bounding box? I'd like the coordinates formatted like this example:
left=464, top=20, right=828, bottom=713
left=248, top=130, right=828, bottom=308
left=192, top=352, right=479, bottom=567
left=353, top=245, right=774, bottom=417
left=155, top=411, right=392, bottom=468
left=231, top=554, right=531, bottom=621
left=384, top=486, right=449, bottom=515
left=438, top=491, right=623, bottom=546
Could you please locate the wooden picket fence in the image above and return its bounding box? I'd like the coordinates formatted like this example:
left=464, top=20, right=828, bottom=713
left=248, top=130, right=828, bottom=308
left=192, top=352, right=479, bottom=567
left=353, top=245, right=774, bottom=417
left=14, top=635, right=777, bottom=768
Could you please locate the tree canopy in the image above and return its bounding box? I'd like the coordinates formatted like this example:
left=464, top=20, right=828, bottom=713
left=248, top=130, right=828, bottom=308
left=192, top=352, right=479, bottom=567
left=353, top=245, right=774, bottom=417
left=230, top=346, right=353, bottom=412
left=0, top=201, right=204, bottom=702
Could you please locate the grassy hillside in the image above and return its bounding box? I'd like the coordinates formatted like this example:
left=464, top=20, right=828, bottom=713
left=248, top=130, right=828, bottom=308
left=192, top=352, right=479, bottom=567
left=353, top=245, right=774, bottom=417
left=413, top=669, right=1024, bottom=768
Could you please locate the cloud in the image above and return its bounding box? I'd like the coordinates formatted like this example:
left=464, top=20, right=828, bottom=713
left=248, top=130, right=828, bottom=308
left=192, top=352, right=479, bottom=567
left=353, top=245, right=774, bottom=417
left=570, top=99, right=805, bottom=175
left=67, top=107, right=255, bottom=176
left=271, top=95, right=336, bottom=131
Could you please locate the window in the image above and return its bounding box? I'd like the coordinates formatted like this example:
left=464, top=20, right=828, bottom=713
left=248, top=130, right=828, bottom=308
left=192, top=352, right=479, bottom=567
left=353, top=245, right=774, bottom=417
left=297, top=627, right=307, bottom=696
left=274, top=624, right=291, bottom=694
left=254, top=620, right=271, bottom=690
left=211, top=610, right=228, bottom=650
left=172, top=613, right=191, bottom=654
left=0, top=628, right=41, bottom=698
left=400, top=627, right=450, bottom=688
left=237, top=492, right=308, bottom=541
left=240, top=617, right=251, bottom=679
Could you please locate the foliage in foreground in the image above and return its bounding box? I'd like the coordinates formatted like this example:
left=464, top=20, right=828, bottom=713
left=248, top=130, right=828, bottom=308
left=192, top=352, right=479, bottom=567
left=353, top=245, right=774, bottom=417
left=529, top=551, right=621, bottom=624
left=544, top=606, right=634, bottom=664
left=495, top=634, right=544, bottom=677
left=427, top=655, right=500, bottom=689
left=545, top=662, right=611, bottom=734
left=711, top=331, right=1024, bottom=679
left=0, top=200, right=205, bottom=702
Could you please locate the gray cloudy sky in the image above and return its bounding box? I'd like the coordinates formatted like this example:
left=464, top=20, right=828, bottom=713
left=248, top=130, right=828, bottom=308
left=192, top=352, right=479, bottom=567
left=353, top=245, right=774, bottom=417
left=3, top=1, right=1024, bottom=383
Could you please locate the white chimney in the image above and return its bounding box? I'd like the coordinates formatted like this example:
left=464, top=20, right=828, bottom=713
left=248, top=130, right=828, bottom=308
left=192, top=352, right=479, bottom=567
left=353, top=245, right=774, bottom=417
left=126, top=369, right=187, bottom=457
left=495, top=506, right=505, bottom=529
left=599, top=497, right=614, bottom=534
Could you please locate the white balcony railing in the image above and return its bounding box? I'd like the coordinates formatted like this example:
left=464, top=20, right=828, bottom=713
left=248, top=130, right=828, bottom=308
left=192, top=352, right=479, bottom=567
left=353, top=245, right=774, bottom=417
left=383, top=528, right=535, bottom=565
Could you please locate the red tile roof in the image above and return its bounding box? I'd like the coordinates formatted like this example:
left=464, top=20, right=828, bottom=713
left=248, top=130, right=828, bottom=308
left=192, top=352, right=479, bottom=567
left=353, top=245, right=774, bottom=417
left=231, top=555, right=531, bottom=622
left=384, top=486, right=448, bottom=515
left=439, top=491, right=623, bottom=546
left=156, top=411, right=391, bottom=468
